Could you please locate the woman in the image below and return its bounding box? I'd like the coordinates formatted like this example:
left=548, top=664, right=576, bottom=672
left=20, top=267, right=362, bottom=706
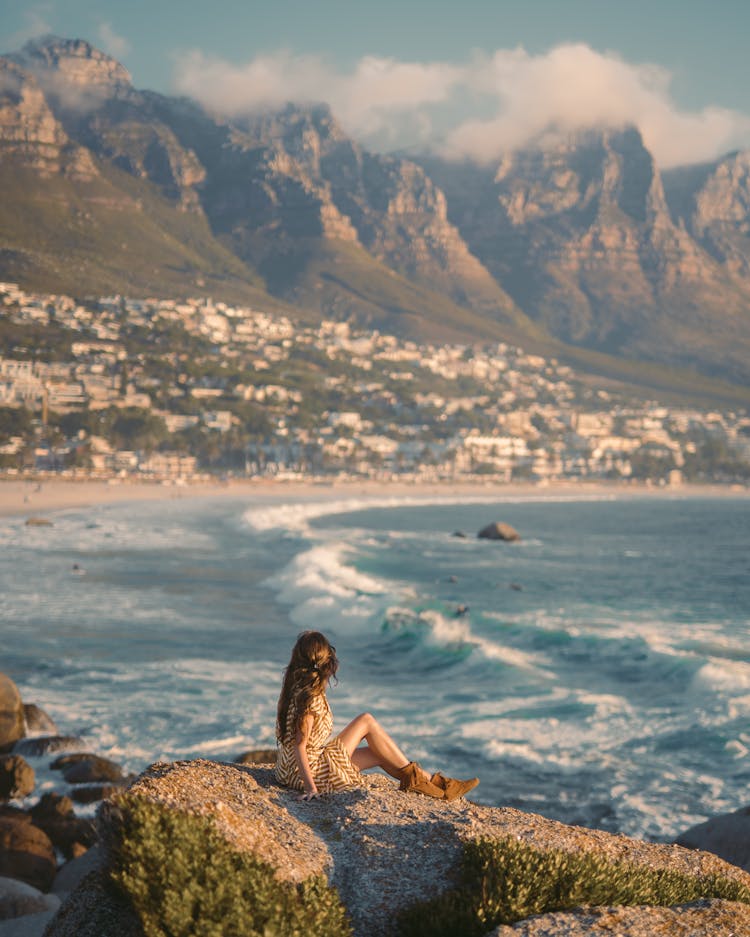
left=275, top=630, right=479, bottom=801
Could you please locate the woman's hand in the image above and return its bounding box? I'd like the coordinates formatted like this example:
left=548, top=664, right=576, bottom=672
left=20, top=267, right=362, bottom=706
left=300, top=788, right=320, bottom=801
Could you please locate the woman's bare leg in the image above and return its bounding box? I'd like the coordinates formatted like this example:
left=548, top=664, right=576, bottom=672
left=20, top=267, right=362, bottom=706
left=337, top=712, right=427, bottom=780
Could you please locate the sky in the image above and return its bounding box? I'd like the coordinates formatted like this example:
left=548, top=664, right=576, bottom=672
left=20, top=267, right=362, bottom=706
left=2, top=0, right=750, bottom=166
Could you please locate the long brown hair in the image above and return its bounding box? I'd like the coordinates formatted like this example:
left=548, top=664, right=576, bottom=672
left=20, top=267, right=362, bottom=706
left=276, top=631, right=339, bottom=743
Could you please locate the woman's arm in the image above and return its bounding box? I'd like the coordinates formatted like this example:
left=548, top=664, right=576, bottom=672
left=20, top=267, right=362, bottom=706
left=293, top=712, right=319, bottom=798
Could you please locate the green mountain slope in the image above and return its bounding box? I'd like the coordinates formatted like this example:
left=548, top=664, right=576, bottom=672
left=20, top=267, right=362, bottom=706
left=0, top=159, right=287, bottom=310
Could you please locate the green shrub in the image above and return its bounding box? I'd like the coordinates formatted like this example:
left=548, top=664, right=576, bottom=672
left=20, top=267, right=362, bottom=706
left=397, top=836, right=750, bottom=937
left=108, top=794, right=352, bottom=937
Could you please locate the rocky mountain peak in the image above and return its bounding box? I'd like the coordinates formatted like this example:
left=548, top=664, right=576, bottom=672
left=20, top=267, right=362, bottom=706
left=663, top=149, right=750, bottom=279
left=10, top=36, right=132, bottom=117
left=493, top=125, right=667, bottom=228
left=0, top=56, right=96, bottom=179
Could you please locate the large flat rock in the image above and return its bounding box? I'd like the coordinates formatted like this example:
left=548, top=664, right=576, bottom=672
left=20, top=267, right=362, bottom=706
left=46, top=760, right=750, bottom=937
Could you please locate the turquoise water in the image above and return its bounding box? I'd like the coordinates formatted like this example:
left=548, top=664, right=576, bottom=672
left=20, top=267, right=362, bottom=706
left=2, top=492, right=748, bottom=840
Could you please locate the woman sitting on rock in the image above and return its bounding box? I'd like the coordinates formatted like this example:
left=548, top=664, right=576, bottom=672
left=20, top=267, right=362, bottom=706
left=275, top=630, right=478, bottom=802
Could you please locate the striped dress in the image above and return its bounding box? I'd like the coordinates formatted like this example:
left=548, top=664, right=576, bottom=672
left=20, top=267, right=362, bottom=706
left=275, top=691, right=361, bottom=793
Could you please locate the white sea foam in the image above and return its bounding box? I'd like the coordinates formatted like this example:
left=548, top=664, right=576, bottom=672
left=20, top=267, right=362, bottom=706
left=241, top=491, right=618, bottom=534
left=0, top=506, right=214, bottom=553
left=465, top=687, right=639, bottom=771
left=243, top=494, right=492, bottom=534
left=691, top=659, right=750, bottom=695
left=265, top=541, right=397, bottom=632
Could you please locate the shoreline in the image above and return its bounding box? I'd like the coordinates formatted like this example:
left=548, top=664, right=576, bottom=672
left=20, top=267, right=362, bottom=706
left=0, top=476, right=747, bottom=519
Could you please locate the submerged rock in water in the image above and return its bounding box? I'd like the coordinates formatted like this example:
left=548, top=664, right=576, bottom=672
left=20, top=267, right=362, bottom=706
left=12, top=737, right=86, bottom=758
left=44, top=760, right=750, bottom=937
left=23, top=704, right=58, bottom=736
left=52, top=755, right=124, bottom=785
left=478, top=521, right=521, bottom=542
left=234, top=749, right=277, bottom=766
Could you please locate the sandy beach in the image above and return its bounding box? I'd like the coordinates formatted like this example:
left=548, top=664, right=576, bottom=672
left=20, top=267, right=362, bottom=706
left=0, top=475, right=746, bottom=520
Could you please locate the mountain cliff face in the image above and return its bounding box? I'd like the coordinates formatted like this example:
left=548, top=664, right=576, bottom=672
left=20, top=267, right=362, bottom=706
left=2, top=36, right=750, bottom=384
left=0, top=57, right=96, bottom=179
left=664, top=151, right=750, bottom=279
left=423, top=129, right=750, bottom=381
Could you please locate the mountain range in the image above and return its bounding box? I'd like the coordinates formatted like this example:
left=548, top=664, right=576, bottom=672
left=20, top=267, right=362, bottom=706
left=2, top=37, right=750, bottom=397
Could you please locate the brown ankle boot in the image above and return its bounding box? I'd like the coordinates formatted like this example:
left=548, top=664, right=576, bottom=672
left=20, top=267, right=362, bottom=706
left=430, top=772, right=480, bottom=801
left=397, top=762, right=446, bottom=799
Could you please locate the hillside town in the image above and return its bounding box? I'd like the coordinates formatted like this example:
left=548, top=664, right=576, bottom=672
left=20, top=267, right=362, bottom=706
left=1, top=282, right=749, bottom=485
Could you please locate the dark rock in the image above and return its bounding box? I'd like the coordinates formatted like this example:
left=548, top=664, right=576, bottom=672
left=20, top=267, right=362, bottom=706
left=234, top=749, right=277, bottom=766
left=53, top=756, right=124, bottom=785
left=23, top=704, right=58, bottom=736
left=0, top=675, right=25, bottom=753
left=0, top=815, right=56, bottom=892
left=69, top=783, right=127, bottom=805
left=29, top=795, right=96, bottom=859
left=452, top=531, right=467, bottom=538
left=24, top=518, right=53, bottom=527
left=0, top=875, right=60, bottom=921
left=510, top=582, right=523, bottom=591
left=43, top=869, right=144, bottom=937
left=0, top=806, right=29, bottom=822
left=29, top=793, right=74, bottom=822
left=0, top=755, right=35, bottom=801
left=12, top=737, right=86, bottom=758
left=478, top=521, right=521, bottom=542
left=675, top=804, right=750, bottom=872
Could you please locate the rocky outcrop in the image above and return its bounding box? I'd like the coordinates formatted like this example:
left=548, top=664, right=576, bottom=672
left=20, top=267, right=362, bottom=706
left=676, top=804, right=750, bottom=873
left=29, top=795, right=96, bottom=861
left=0, top=756, right=34, bottom=801
left=488, top=899, right=750, bottom=936
left=46, top=760, right=750, bottom=937
left=0, top=676, right=24, bottom=753
left=0, top=814, right=56, bottom=892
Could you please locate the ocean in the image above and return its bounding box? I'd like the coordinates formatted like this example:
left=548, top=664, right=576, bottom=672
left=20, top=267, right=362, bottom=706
left=2, top=490, right=749, bottom=841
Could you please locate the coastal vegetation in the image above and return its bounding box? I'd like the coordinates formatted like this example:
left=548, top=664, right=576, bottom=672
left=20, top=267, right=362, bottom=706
left=109, top=794, right=352, bottom=937
left=397, top=836, right=750, bottom=936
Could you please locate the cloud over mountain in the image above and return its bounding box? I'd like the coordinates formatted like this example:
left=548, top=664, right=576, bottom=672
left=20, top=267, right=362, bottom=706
left=173, top=42, right=750, bottom=167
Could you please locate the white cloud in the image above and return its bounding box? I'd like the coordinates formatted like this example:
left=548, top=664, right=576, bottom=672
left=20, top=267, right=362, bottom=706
left=97, top=22, right=131, bottom=60
left=172, top=43, right=750, bottom=167
left=443, top=44, right=750, bottom=167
